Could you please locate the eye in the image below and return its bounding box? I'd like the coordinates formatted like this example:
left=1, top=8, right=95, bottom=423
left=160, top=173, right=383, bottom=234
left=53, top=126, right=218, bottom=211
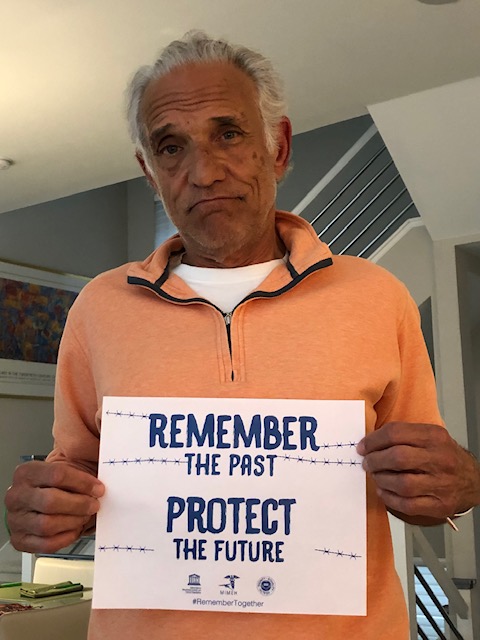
left=222, top=130, right=240, bottom=141
left=159, top=144, right=181, bottom=156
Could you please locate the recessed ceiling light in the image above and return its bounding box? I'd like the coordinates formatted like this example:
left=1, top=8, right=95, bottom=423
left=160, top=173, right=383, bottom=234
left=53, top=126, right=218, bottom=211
left=0, top=158, right=14, bottom=170
left=417, top=0, right=458, bottom=4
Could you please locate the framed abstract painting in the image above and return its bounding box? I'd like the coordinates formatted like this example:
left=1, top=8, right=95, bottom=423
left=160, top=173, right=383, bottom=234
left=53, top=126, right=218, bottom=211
left=0, top=259, right=88, bottom=397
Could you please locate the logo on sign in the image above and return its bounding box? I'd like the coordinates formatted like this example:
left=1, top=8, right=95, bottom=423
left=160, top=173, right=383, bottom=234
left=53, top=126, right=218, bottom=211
left=257, top=576, right=275, bottom=596
left=182, top=573, right=201, bottom=595
left=219, top=574, right=239, bottom=595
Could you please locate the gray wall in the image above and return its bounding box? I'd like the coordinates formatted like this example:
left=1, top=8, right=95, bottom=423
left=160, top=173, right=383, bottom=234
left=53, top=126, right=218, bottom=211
left=277, top=114, right=373, bottom=212
left=127, top=178, right=156, bottom=261
left=0, top=183, right=129, bottom=278
left=456, top=245, right=480, bottom=461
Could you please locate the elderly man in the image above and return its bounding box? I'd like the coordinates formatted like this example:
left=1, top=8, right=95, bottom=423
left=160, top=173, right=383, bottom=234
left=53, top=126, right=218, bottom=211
left=5, top=31, right=480, bottom=640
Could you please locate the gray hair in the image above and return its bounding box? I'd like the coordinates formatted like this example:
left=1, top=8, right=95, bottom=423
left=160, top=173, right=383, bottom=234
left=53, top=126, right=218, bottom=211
left=126, top=30, right=287, bottom=158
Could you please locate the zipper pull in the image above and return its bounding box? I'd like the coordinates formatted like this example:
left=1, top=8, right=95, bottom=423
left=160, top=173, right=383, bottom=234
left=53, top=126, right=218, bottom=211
left=223, top=312, right=232, bottom=326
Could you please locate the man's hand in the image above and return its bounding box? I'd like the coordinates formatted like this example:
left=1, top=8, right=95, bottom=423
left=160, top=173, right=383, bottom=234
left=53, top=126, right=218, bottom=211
left=357, top=422, right=480, bottom=523
left=4, top=461, right=105, bottom=553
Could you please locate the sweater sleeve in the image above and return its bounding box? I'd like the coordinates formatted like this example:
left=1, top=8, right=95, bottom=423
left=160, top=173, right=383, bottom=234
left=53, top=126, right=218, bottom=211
left=46, top=316, right=100, bottom=477
left=374, top=286, right=444, bottom=429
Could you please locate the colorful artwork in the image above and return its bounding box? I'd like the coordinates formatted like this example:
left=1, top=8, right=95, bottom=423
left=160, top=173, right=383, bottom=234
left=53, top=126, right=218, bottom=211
left=0, top=277, right=78, bottom=364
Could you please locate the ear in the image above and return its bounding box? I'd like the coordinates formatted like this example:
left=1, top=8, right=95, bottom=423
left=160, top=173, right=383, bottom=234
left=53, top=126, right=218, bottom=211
left=135, top=151, right=158, bottom=192
left=273, top=117, right=292, bottom=182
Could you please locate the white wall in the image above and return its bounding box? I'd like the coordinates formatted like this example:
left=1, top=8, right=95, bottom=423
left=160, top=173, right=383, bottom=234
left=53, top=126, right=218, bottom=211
left=374, top=221, right=434, bottom=305
left=369, top=76, right=480, bottom=241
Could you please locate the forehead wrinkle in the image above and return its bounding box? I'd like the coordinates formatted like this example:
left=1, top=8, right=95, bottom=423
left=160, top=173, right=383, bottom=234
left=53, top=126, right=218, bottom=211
left=144, top=94, right=243, bottom=128
left=142, top=74, right=258, bottom=123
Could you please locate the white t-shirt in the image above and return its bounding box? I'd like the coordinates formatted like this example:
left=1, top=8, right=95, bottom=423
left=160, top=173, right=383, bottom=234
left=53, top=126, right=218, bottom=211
left=171, top=255, right=287, bottom=313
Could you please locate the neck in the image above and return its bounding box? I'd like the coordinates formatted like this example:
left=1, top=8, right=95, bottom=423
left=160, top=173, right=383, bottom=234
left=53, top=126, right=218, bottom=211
left=181, top=234, right=286, bottom=269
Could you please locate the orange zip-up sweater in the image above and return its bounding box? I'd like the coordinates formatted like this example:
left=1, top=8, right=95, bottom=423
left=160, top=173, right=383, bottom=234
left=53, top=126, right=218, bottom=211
left=48, top=211, right=442, bottom=639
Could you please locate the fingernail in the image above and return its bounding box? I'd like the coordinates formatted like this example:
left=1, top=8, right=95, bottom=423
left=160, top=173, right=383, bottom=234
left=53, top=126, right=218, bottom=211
left=91, top=484, right=104, bottom=498
left=356, top=439, right=366, bottom=455
left=362, top=458, right=369, bottom=472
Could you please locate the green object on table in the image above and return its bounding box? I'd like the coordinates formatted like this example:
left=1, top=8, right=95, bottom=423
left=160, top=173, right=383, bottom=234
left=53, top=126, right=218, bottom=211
left=0, top=582, right=87, bottom=605
left=0, top=583, right=21, bottom=589
left=20, top=581, right=83, bottom=598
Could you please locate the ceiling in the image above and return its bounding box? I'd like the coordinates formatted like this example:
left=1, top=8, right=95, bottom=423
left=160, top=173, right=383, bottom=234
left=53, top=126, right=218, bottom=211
left=1, top=0, right=480, bottom=215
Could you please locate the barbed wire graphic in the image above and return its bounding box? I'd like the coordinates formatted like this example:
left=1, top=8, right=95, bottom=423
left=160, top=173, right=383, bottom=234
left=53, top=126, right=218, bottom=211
left=101, top=455, right=361, bottom=467
left=105, top=410, right=150, bottom=419
left=316, top=442, right=358, bottom=449
left=276, top=455, right=361, bottom=467
left=315, top=548, right=362, bottom=559
left=98, top=545, right=154, bottom=553
left=101, top=457, right=188, bottom=466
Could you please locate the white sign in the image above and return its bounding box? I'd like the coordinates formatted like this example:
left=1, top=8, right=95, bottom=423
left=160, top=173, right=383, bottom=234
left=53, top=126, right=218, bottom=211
left=93, top=397, right=366, bottom=616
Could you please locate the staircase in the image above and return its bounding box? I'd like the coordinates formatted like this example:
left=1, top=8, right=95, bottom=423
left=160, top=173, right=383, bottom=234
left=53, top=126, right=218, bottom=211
left=295, top=125, right=419, bottom=258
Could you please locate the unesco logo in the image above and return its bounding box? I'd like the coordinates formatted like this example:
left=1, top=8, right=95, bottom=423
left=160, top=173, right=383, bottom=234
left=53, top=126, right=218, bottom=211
left=182, top=573, right=201, bottom=595
left=257, top=576, right=275, bottom=596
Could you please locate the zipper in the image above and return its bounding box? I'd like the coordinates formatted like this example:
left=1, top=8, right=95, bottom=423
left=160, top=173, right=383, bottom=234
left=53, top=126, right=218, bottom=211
left=128, top=276, right=237, bottom=382
left=223, top=312, right=234, bottom=381
left=127, top=255, right=333, bottom=385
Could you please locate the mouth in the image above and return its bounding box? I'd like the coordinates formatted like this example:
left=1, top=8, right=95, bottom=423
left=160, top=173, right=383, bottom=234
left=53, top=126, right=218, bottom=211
left=188, top=196, right=243, bottom=212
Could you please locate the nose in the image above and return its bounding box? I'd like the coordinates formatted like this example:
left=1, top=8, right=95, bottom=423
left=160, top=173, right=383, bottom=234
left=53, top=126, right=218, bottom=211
left=187, top=146, right=226, bottom=188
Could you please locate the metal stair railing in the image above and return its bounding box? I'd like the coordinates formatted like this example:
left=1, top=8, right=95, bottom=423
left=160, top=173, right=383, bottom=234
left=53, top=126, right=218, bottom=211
left=309, top=145, right=390, bottom=229
left=415, top=566, right=465, bottom=640
left=306, top=132, right=419, bottom=258
left=356, top=200, right=415, bottom=258
left=328, top=172, right=401, bottom=245
left=411, top=526, right=469, bottom=640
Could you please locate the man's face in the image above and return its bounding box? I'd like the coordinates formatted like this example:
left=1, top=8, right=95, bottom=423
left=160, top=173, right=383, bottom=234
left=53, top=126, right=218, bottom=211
left=137, top=61, right=291, bottom=267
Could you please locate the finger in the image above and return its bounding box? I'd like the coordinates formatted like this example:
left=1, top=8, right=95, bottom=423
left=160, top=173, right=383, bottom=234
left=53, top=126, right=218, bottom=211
left=15, top=461, right=104, bottom=497
left=371, top=471, right=437, bottom=499
left=375, top=488, right=449, bottom=519
left=10, top=528, right=86, bottom=555
left=371, top=470, right=458, bottom=515
left=363, top=445, right=430, bottom=473
left=8, top=511, right=92, bottom=538
left=357, top=422, right=447, bottom=455
left=12, top=487, right=101, bottom=517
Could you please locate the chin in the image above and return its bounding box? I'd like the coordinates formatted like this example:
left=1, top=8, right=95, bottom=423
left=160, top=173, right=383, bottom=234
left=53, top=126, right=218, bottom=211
left=196, top=232, right=248, bottom=260
left=195, top=221, right=245, bottom=247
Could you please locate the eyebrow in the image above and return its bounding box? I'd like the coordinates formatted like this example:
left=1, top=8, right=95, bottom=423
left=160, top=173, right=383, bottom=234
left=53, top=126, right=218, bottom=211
left=210, top=115, right=245, bottom=127
left=149, top=124, right=174, bottom=149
